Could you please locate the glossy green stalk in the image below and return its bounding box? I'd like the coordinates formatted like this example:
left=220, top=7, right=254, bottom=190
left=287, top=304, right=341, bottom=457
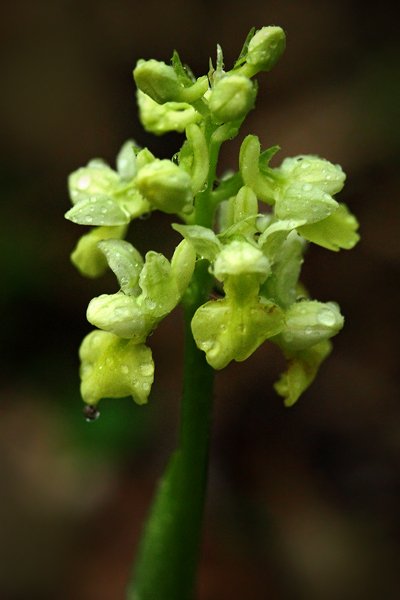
left=126, top=261, right=214, bottom=600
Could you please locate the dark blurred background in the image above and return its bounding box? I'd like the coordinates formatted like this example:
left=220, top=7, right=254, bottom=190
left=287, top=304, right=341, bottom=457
left=1, top=1, right=399, bottom=599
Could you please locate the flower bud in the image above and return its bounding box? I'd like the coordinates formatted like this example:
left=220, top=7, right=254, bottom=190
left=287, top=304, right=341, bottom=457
left=209, top=75, right=255, bottom=123
left=134, top=59, right=208, bottom=104
left=135, top=160, right=193, bottom=214
left=246, top=26, right=286, bottom=73
left=134, top=59, right=181, bottom=104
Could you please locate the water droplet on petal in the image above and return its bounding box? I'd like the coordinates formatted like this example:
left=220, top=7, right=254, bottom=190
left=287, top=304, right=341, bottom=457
left=83, top=404, right=100, bottom=422
left=77, top=175, right=91, bottom=190
left=318, top=310, right=336, bottom=327
left=140, top=364, right=153, bottom=377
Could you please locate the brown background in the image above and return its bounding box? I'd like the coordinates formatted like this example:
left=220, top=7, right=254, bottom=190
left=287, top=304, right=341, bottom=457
left=0, top=1, right=399, bottom=599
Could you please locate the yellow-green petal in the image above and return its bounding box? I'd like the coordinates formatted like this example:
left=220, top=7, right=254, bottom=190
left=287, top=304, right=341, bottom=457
left=79, top=330, right=154, bottom=406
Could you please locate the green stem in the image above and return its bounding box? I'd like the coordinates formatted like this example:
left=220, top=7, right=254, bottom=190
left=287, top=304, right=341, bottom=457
left=126, top=261, right=214, bottom=600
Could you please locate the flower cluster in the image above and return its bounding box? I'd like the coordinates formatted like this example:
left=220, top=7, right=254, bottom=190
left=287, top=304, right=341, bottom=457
left=66, top=26, right=359, bottom=408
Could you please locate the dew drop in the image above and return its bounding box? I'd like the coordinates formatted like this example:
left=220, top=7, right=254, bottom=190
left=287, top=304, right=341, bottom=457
left=121, top=365, right=129, bottom=375
left=305, top=326, right=313, bottom=335
left=302, top=183, right=313, bottom=192
left=83, top=404, right=100, bottom=422
left=318, top=310, right=336, bottom=327
left=77, top=175, right=91, bottom=190
left=140, top=364, right=153, bottom=377
left=139, top=212, right=151, bottom=220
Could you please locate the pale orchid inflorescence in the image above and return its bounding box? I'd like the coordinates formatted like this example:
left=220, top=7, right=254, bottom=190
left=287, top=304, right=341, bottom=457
left=66, top=26, right=359, bottom=409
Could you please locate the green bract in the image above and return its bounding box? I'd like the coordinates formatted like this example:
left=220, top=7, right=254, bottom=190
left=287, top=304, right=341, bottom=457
left=66, top=26, right=359, bottom=409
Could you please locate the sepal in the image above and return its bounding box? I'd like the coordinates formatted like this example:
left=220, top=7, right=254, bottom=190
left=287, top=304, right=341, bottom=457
left=298, top=203, right=360, bottom=251
left=98, top=239, right=144, bottom=295
left=70, top=225, right=127, bottom=278
left=275, top=182, right=339, bottom=224
left=278, top=300, right=344, bottom=351
left=65, top=194, right=130, bottom=226
left=279, top=156, right=345, bottom=196
left=68, top=163, right=119, bottom=205
left=172, top=224, right=222, bottom=261
left=116, top=140, right=137, bottom=181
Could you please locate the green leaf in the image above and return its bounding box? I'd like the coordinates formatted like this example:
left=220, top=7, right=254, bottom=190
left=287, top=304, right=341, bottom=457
left=98, top=239, right=144, bottom=295
left=172, top=224, right=222, bottom=261
left=65, top=194, right=130, bottom=226
left=79, top=331, right=154, bottom=406
left=274, top=340, right=332, bottom=407
left=298, top=203, right=360, bottom=251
